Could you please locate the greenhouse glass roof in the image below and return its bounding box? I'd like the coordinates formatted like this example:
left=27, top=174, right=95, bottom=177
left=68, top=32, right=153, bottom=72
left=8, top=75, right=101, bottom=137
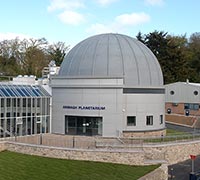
left=0, top=84, right=51, bottom=97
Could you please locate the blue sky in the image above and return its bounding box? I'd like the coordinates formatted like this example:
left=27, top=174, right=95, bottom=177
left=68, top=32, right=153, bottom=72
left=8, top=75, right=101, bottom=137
left=0, top=0, right=199, bottom=48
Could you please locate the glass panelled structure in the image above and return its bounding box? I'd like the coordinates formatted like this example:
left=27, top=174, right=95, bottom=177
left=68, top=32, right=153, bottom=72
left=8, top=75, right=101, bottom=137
left=65, top=116, right=102, bottom=136
left=0, top=84, right=51, bottom=138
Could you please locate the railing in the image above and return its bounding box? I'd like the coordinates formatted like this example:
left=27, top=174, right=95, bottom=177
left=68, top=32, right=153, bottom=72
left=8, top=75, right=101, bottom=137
left=1, top=132, right=200, bottom=149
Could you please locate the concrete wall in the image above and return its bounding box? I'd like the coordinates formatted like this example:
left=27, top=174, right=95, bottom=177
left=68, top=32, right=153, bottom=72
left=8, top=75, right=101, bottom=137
left=165, top=82, right=200, bottom=103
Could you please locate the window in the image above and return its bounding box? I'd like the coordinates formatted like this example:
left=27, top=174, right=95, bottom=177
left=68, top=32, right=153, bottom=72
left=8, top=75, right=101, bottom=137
left=184, top=103, right=199, bottom=110
left=127, top=116, right=136, bottom=126
left=146, top=116, right=153, bottom=125
left=194, top=91, right=198, bottom=96
left=160, top=115, right=163, bottom=124
left=1, top=99, right=4, bottom=107
left=6, top=98, right=11, bottom=107
left=17, top=99, right=20, bottom=107
left=167, top=108, right=171, bottom=114
left=170, top=90, right=175, bottom=95
left=22, top=99, right=26, bottom=107
left=28, top=98, right=31, bottom=107
left=37, top=99, right=40, bottom=107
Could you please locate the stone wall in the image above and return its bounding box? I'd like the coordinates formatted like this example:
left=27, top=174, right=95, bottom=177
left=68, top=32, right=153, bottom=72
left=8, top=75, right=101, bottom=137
left=5, top=142, right=145, bottom=165
left=138, top=164, right=168, bottom=180
left=143, top=140, right=200, bottom=165
left=2, top=139, right=200, bottom=180
left=1, top=139, right=200, bottom=166
left=0, top=142, right=6, bottom=152
left=123, top=129, right=166, bottom=138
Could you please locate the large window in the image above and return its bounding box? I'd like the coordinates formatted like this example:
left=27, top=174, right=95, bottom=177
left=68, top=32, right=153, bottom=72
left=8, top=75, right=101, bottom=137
left=146, top=116, right=153, bottom=126
left=184, top=103, right=199, bottom=110
left=127, top=116, right=136, bottom=126
left=65, top=116, right=102, bottom=136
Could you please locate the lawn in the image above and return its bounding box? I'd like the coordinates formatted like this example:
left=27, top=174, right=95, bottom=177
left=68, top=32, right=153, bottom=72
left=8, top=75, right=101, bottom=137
left=0, top=151, right=159, bottom=180
left=166, top=128, right=189, bottom=135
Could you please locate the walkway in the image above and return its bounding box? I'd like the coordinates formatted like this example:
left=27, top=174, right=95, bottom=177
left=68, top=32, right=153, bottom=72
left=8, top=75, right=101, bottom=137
left=168, top=155, right=200, bottom=180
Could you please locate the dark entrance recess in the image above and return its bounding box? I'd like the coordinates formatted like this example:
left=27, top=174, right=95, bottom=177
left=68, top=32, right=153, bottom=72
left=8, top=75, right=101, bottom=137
left=65, top=116, right=102, bottom=136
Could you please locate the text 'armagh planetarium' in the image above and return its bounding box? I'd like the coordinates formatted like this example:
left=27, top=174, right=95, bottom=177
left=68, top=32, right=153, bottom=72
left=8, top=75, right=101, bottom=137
left=51, top=33, right=166, bottom=137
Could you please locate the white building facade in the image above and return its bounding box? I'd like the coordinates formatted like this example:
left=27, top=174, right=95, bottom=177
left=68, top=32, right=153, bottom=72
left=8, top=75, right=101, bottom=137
left=51, top=33, right=165, bottom=137
left=165, top=82, right=200, bottom=116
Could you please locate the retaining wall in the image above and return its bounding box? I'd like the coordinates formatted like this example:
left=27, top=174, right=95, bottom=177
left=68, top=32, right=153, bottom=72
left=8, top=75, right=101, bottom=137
left=5, top=142, right=145, bottom=165
left=0, top=142, right=6, bottom=152
left=138, top=164, right=168, bottom=180
left=1, top=139, right=200, bottom=179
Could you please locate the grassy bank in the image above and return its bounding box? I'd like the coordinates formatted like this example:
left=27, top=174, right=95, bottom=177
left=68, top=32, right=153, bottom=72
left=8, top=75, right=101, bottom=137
left=0, top=151, right=159, bottom=180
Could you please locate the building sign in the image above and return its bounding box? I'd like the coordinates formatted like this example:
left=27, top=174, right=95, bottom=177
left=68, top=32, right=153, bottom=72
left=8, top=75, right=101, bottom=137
left=63, top=105, right=105, bottom=110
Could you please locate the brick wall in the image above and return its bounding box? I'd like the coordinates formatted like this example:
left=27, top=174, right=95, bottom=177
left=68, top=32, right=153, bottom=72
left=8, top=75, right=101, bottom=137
left=166, top=103, right=200, bottom=116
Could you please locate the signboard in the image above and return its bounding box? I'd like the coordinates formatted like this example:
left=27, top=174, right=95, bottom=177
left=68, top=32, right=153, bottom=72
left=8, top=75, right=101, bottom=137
left=63, top=105, right=106, bottom=110
left=190, top=155, right=196, bottom=160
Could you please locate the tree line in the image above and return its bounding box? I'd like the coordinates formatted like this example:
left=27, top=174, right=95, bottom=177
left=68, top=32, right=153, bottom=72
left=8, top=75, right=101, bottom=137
left=0, top=31, right=200, bottom=84
left=0, top=38, right=69, bottom=77
left=136, top=31, right=200, bottom=84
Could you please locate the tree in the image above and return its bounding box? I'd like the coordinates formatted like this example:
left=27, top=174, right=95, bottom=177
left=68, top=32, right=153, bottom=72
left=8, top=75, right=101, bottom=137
left=0, top=38, right=22, bottom=75
left=136, top=31, right=145, bottom=43
left=23, top=47, right=50, bottom=77
left=137, top=31, right=195, bottom=84
left=22, top=38, right=50, bottom=77
left=188, top=32, right=200, bottom=79
left=48, top=42, right=69, bottom=66
left=0, top=37, right=69, bottom=77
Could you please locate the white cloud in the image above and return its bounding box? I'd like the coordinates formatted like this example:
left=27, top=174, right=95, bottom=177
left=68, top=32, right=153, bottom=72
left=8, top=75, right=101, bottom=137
left=95, top=0, right=119, bottom=6
left=86, top=23, right=113, bottom=34
left=86, top=12, right=150, bottom=35
left=145, top=0, right=164, bottom=6
left=47, top=0, right=84, bottom=12
left=115, top=12, right=150, bottom=26
left=48, top=0, right=86, bottom=26
left=0, top=32, right=32, bottom=41
left=58, top=10, right=85, bottom=25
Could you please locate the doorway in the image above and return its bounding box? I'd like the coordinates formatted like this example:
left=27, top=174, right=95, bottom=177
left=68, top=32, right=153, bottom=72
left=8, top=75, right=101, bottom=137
left=65, top=116, right=102, bottom=136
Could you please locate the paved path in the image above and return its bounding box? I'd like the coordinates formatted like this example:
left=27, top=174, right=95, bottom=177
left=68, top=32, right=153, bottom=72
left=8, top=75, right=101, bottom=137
left=166, top=123, right=197, bottom=133
left=168, top=155, right=200, bottom=180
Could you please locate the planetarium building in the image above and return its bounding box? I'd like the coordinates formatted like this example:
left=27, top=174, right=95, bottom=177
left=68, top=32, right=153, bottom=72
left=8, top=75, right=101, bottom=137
left=51, top=33, right=165, bottom=137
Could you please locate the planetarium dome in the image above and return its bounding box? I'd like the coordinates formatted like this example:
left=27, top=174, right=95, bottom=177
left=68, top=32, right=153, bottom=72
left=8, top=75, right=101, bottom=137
left=59, top=33, right=163, bottom=87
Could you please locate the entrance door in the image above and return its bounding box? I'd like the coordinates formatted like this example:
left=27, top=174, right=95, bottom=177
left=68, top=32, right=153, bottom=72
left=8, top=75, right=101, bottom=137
left=65, top=116, right=77, bottom=135
left=65, top=116, right=102, bottom=136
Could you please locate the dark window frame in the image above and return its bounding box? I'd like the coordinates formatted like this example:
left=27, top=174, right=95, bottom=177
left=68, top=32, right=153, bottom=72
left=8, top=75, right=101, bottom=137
left=127, top=116, right=136, bottom=126
left=146, top=115, right=153, bottom=126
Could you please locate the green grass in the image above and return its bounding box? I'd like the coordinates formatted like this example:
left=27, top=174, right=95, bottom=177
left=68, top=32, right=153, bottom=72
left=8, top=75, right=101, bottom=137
left=143, top=128, right=192, bottom=143
left=166, top=128, right=189, bottom=135
left=0, top=151, right=159, bottom=180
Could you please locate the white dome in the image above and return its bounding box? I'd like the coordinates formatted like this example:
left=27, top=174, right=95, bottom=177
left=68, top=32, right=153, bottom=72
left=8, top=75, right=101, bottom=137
left=59, top=33, right=163, bottom=87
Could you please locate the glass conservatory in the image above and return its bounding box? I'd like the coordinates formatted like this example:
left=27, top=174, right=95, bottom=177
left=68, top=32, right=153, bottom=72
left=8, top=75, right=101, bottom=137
left=0, top=84, right=51, bottom=138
